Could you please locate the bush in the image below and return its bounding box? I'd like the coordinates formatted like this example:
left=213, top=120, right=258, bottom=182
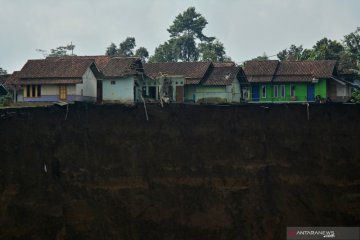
left=0, top=94, right=13, bottom=107
left=350, top=89, right=360, bottom=103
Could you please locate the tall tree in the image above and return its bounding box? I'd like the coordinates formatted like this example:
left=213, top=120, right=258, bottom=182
left=277, top=44, right=309, bottom=61
left=118, top=37, right=136, bottom=57
left=310, top=38, right=344, bottom=60
left=135, top=47, right=149, bottom=63
left=199, top=40, right=229, bottom=61
left=106, top=43, right=118, bottom=57
left=150, top=7, right=229, bottom=62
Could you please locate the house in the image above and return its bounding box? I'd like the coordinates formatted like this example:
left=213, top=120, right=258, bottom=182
left=242, top=60, right=353, bottom=102
left=11, top=58, right=100, bottom=102
left=100, top=57, right=145, bottom=103
left=144, top=61, right=242, bottom=103
left=0, top=74, right=9, bottom=96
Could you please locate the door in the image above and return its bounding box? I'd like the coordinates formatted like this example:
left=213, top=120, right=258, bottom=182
left=307, top=84, right=315, bottom=101
left=176, top=86, right=184, bottom=102
left=252, top=85, right=259, bottom=101
left=97, top=80, right=102, bottom=103
left=59, top=85, right=67, bottom=101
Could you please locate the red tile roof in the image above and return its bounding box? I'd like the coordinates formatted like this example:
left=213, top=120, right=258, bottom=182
left=144, top=62, right=212, bottom=84
left=243, top=60, right=337, bottom=83
left=46, top=55, right=111, bottom=71
left=101, top=57, right=143, bottom=78
left=18, top=58, right=94, bottom=79
left=202, top=65, right=240, bottom=86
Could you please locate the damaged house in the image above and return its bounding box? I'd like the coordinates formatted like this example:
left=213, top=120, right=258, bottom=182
left=144, top=61, right=242, bottom=103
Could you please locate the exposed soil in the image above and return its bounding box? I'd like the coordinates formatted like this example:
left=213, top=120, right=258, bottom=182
left=0, top=103, right=359, bottom=240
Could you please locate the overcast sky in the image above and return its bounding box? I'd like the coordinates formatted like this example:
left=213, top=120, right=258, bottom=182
left=1, top=0, right=359, bottom=73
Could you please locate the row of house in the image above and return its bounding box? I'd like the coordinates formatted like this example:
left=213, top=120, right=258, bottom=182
left=3, top=56, right=356, bottom=104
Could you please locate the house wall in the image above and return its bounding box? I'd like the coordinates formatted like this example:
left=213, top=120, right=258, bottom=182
left=23, top=84, right=78, bottom=102
left=103, top=76, right=135, bottom=103
left=184, top=85, right=197, bottom=102
left=75, top=67, right=97, bottom=102
left=251, top=79, right=328, bottom=102
left=195, top=86, right=228, bottom=102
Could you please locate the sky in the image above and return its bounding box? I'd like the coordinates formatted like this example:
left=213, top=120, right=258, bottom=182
left=0, top=0, right=359, bottom=73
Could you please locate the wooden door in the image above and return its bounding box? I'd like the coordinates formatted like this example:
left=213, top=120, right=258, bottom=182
left=97, top=80, right=103, bottom=103
left=59, top=85, right=67, bottom=101
left=176, top=86, right=184, bottom=102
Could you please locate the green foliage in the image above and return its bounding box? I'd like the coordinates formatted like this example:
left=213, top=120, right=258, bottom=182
left=118, top=37, right=136, bottom=57
left=351, top=89, right=360, bottom=102
left=199, top=40, right=230, bottom=62
left=106, top=43, right=118, bottom=57
left=0, top=93, right=12, bottom=107
left=310, top=38, right=344, bottom=60
left=277, top=44, right=310, bottom=61
left=105, top=38, right=149, bottom=62
left=150, top=7, right=229, bottom=63
left=48, top=43, right=76, bottom=57
left=135, top=47, right=149, bottom=63
left=167, top=7, right=212, bottom=42
left=252, top=52, right=269, bottom=60
left=0, top=67, right=7, bottom=75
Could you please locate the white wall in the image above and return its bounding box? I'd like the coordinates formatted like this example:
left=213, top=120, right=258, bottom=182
left=76, top=67, right=97, bottom=98
left=103, top=76, right=135, bottom=103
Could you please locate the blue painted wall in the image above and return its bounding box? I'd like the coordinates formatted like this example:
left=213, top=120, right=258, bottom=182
left=103, top=76, right=135, bottom=103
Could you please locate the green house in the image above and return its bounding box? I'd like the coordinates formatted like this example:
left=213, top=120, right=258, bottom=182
left=242, top=60, right=352, bottom=103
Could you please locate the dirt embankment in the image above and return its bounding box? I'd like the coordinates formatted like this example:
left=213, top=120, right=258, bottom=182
left=0, top=104, right=359, bottom=240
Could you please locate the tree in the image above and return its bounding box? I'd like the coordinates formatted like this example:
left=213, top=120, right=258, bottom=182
left=48, top=43, right=76, bottom=57
left=310, top=38, right=344, bottom=60
left=106, top=43, right=118, bottom=56
left=105, top=37, right=149, bottom=61
left=135, top=47, right=149, bottom=63
left=168, top=7, right=213, bottom=42
left=277, top=44, right=310, bottom=61
left=149, top=39, right=179, bottom=63
left=0, top=67, right=7, bottom=75
left=252, top=52, right=269, bottom=60
left=199, top=40, right=230, bottom=62
left=342, top=27, right=360, bottom=73
left=150, top=7, right=229, bottom=62
left=118, top=37, right=136, bottom=57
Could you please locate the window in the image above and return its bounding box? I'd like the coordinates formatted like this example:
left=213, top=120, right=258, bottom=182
left=290, top=84, right=296, bottom=97
left=111, top=81, right=116, bottom=85
left=261, top=85, right=266, bottom=98
left=280, top=85, right=285, bottom=97
left=273, top=85, right=278, bottom=98
left=24, top=85, right=41, bottom=98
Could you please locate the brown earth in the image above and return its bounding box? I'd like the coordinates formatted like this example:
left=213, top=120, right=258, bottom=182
left=0, top=103, right=359, bottom=240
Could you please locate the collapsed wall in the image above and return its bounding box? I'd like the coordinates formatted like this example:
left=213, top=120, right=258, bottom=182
left=0, top=103, right=359, bottom=240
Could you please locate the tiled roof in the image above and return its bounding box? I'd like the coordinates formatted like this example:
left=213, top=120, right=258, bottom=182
left=243, top=60, right=337, bottom=83
left=101, top=57, right=143, bottom=78
left=18, top=78, right=82, bottom=85
left=46, top=55, right=111, bottom=71
left=0, top=74, right=10, bottom=85
left=18, top=58, right=94, bottom=79
left=202, top=65, right=240, bottom=86
left=144, top=62, right=212, bottom=84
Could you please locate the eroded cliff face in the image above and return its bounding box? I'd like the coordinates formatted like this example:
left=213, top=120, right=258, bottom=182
left=0, top=104, right=359, bottom=240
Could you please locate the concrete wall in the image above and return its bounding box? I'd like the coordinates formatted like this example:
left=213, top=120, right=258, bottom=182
left=103, top=76, right=135, bottom=103
left=251, top=79, right=328, bottom=103
left=76, top=67, right=97, bottom=101
left=186, top=79, right=241, bottom=103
